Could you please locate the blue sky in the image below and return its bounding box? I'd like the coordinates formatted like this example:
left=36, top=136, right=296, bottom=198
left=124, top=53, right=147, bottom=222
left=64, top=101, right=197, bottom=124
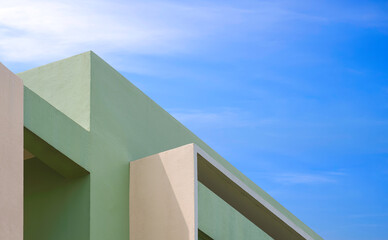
left=1, top=0, right=388, bottom=239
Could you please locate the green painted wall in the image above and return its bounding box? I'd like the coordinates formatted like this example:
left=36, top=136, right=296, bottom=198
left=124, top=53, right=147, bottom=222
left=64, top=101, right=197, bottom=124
left=198, top=183, right=273, bottom=240
left=24, top=158, right=89, bottom=240
left=19, top=53, right=91, bottom=130
left=20, top=51, right=322, bottom=240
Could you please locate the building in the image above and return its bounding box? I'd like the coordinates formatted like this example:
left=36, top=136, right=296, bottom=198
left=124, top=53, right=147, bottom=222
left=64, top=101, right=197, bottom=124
left=0, top=51, right=323, bottom=240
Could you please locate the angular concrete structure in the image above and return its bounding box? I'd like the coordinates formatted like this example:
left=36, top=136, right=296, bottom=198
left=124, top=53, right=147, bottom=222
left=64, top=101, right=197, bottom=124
left=131, top=143, right=317, bottom=240
left=1, top=51, right=323, bottom=240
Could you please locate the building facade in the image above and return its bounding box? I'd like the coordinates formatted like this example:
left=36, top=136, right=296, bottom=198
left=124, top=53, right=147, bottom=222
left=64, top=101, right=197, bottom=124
left=0, top=51, right=323, bottom=240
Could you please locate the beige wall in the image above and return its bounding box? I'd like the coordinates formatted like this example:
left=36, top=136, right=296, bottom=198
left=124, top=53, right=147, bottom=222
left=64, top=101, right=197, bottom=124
left=130, top=144, right=197, bottom=240
left=0, top=63, right=23, bottom=240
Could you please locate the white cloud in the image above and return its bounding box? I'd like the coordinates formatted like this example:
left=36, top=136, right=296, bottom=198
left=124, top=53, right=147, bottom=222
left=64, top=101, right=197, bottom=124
left=0, top=0, right=386, bottom=64
left=0, top=0, right=253, bottom=63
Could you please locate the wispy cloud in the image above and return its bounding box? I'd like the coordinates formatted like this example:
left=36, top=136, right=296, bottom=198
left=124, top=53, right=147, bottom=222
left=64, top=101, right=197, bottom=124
left=273, top=173, right=335, bottom=184
left=169, top=108, right=277, bottom=128
left=170, top=108, right=249, bottom=128
left=267, top=171, right=346, bottom=184
left=0, top=0, right=253, bottom=63
left=348, top=213, right=388, bottom=219
left=1, top=0, right=386, bottom=64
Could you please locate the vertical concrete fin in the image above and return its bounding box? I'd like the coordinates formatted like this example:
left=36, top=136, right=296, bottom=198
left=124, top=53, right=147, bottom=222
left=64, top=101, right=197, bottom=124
left=130, top=143, right=197, bottom=240
left=0, top=63, right=23, bottom=240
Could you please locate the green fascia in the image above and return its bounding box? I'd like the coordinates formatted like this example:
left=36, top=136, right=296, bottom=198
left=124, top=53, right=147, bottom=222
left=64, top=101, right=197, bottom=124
left=18, top=51, right=322, bottom=240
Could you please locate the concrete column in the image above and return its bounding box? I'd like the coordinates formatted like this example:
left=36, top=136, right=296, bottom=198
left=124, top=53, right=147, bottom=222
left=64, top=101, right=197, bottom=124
left=0, top=63, right=23, bottom=240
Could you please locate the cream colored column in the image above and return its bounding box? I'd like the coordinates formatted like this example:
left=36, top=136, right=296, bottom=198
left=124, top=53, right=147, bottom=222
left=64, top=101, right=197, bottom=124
left=0, top=63, right=23, bottom=240
left=130, top=144, right=198, bottom=240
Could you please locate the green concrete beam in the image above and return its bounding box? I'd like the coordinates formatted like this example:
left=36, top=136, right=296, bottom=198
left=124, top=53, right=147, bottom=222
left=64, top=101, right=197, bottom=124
left=24, top=128, right=88, bottom=179
left=199, top=183, right=273, bottom=240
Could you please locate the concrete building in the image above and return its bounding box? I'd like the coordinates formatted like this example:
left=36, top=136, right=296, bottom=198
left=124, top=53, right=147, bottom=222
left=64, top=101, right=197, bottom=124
left=0, top=51, right=323, bottom=240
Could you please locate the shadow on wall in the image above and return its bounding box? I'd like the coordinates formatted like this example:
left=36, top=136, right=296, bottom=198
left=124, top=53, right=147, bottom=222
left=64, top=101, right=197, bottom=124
left=130, top=154, right=190, bottom=240
left=24, top=158, right=90, bottom=240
